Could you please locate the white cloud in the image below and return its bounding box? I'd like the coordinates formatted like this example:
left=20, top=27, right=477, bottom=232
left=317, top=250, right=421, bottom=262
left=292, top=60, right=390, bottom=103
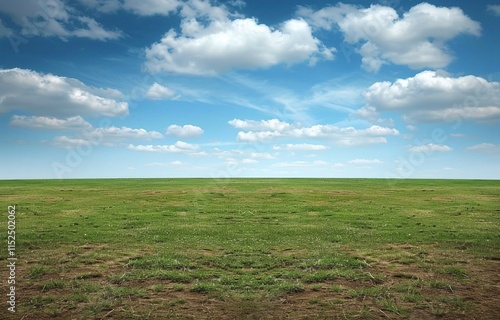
left=450, top=133, right=466, bottom=138
left=123, top=0, right=180, bottom=16
left=51, top=126, right=163, bottom=147
left=146, top=82, right=177, bottom=100
left=466, top=143, right=500, bottom=153
left=228, top=119, right=291, bottom=131
left=52, top=136, right=93, bottom=147
left=171, top=160, right=184, bottom=165
left=241, top=158, right=258, bottom=164
left=487, top=5, right=500, bottom=16
left=249, top=152, right=274, bottom=160
left=89, top=126, right=163, bottom=141
left=361, top=71, right=500, bottom=123
left=128, top=141, right=199, bottom=153
left=0, top=0, right=122, bottom=40
left=0, top=68, right=128, bottom=117
left=348, top=159, right=383, bottom=164
left=407, top=144, right=452, bottom=153
left=145, top=12, right=334, bottom=75
left=227, top=0, right=245, bottom=9
left=231, top=118, right=399, bottom=146
left=166, top=124, right=204, bottom=138
left=9, top=115, right=92, bottom=130
left=273, top=143, right=328, bottom=151
left=236, top=131, right=282, bottom=142
left=77, top=0, right=121, bottom=13
left=299, top=3, right=480, bottom=71
left=0, top=19, right=13, bottom=37
left=274, top=160, right=328, bottom=167
left=72, top=17, right=122, bottom=41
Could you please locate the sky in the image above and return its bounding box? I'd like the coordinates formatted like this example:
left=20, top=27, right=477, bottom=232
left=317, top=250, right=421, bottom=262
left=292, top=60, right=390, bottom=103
left=0, top=0, right=499, bottom=179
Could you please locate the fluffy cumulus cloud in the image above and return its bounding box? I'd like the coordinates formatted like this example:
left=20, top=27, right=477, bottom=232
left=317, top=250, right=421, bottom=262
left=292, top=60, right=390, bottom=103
left=360, top=70, right=500, bottom=123
left=0, top=0, right=122, bottom=40
left=128, top=141, right=199, bottom=153
left=145, top=0, right=334, bottom=75
left=146, top=83, right=177, bottom=100
left=166, top=124, right=204, bottom=138
left=0, top=68, right=128, bottom=117
left=229, top=118, right=399, bottom=146
left=299, top=3, right=480, bottom=71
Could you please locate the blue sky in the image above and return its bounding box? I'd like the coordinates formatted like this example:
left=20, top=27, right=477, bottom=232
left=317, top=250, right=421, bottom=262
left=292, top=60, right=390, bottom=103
left=0, top=0, right=499, bottom=179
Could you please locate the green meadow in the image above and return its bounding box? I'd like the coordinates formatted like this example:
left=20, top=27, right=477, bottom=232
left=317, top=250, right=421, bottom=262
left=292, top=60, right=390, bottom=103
left=1, top=178, right=499, bottom=319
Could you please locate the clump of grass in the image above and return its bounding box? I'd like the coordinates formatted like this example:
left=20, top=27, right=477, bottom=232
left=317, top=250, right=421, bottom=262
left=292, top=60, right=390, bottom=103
left=30, top=295, right=55, bottom=307
left=380, top=300, right=407, bottom=315
left=277, top=281, right=305, bottom=294
left=329, top=284, right=345, bottom=293
left=190, top=282, right=221, bottom=294
left=349, top=286, right=390, bottom=298
left=40, top=279, right=65, bottom=291
left=442, top=266, right=468, bottom=279
left=29, top=266, right=50, bottom=280
left=151, top=284, right=165, bottom=292
left=430, top=280, right=454, bottom=292
left=172, top=284, right=184, bottom=291
left=311, top=284, right=322, bottom=291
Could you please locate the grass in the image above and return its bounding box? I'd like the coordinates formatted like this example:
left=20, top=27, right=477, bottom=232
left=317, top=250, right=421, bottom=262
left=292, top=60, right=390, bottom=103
left=1, top=178, right=499, bottom=319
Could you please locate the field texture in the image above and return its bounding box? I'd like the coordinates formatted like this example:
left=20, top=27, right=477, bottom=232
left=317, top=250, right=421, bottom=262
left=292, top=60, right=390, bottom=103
left=1, top=178, right=499, bottom=319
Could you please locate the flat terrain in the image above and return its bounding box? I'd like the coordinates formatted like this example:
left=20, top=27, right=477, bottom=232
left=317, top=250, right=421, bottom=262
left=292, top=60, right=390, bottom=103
left=1, top=178, right=499, bottom=319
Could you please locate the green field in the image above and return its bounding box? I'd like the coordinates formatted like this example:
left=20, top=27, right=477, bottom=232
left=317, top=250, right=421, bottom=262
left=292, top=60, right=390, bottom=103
left=1, top=178, right=499, bottom=319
